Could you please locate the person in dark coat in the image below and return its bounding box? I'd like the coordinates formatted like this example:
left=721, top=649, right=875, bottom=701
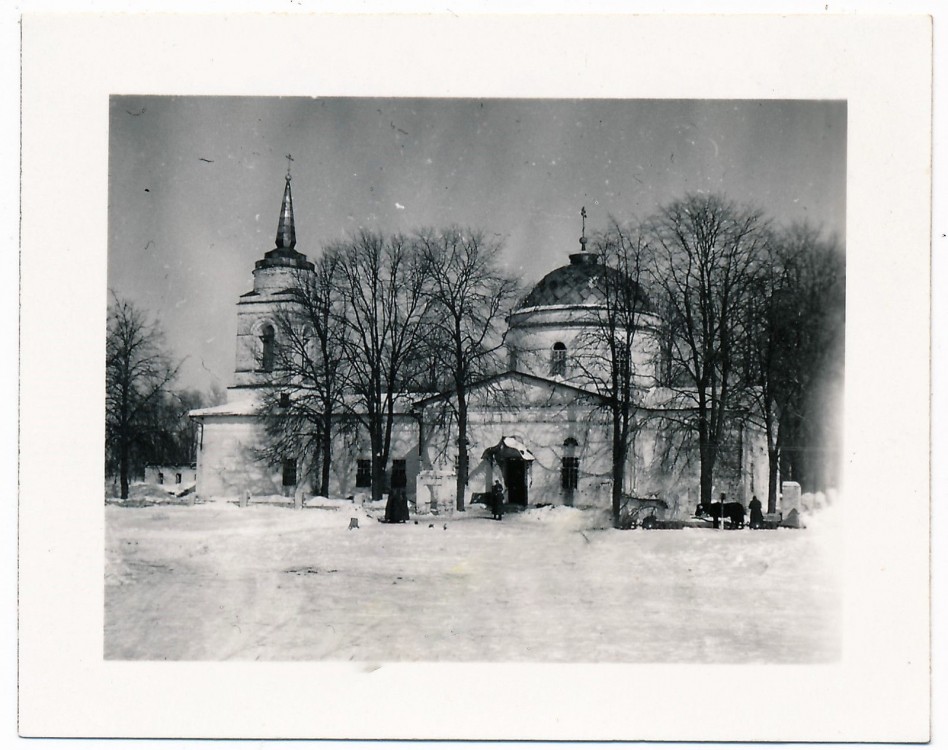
left=491, top=480, right=505, bottom=520
left=748, top=494, right=764, bottom=529
left=384, top=487, right=410, bottom=523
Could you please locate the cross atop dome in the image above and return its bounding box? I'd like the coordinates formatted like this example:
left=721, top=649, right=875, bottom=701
left=569, top=205, right=598, bottom=266
left=580, top=205, right=587, bottom=250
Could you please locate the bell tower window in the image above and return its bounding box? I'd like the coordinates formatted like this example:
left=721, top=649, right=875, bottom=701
left=550, top=342, right=567, bottom=377
left=260, top=324, right=276, bottom=372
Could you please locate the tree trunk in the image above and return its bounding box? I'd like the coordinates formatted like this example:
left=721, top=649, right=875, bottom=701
left=319, top=414, right=332, bottom=497
left=699, top=460, right=713, bottom=510
left=698, top=414, right=714, bottom=507
left=119, top=436, right=130, bottom=500
left=611, top=416, right=624, bottom=528
left=370, top=418, right=385, bottom=501
left=767, top=445, right=779, bottom=515
left=455, top=407, right=468, bottom=512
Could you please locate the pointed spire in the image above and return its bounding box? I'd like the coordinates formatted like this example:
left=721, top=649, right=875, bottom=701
left=254, top=157, right=313, bottom=274
left=275, top=173, right=296, bottom=250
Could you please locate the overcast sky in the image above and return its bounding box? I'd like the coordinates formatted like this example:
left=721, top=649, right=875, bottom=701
left=108, top=97, right=846, bottom=393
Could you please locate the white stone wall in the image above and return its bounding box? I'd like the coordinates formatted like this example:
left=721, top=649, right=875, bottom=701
left=144, top=465, right=196, bottom=486
left=506, top=306, right=663, bottom=390
left=420, top=384, right=616, bottom=510
left=196, top=416, right=285, bottom=498
left=196, top=411, right=422, bottom=503
left=327, top=415, right=420, bottom=502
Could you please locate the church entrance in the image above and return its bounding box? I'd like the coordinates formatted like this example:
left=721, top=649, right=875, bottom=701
left=482, top=436, right=534, bottom=507
left=502, top=457, right=529, bottom=506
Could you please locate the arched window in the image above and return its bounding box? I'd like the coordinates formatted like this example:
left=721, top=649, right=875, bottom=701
left=260, top=324, right=276, bottom=372
left=550, top=341, right=567, bottom=377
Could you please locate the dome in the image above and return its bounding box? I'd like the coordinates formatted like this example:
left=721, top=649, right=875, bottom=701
left=519, top=251, right=650, bottom=311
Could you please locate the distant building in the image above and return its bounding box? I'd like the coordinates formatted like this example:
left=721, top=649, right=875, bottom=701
left=190, top=175, right=770, bottom=516
left=144, top=464, right=197, bottom=487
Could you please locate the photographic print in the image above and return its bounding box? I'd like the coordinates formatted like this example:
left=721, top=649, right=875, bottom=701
left=105, top=97, right=846, bottom=663
left=18, top=13, right=930, bottom=742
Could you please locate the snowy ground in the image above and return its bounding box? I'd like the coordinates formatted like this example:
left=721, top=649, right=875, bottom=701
left=105, top=495, right=841, bottom=662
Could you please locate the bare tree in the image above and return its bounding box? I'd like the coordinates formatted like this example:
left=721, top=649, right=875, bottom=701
left=105, top=293, right=180, bottom=499
left=334, top=230, right=434, bottom=501
left=259, top=253, right=349, bottom=496
left=647, top=193, right=769, bottom=507
left=573, top=222, right=652, bottom=527
left=162, top=388, right=207, bottom=466
left=741, top=234, right=785, bottom=513
left=744, top=223, right=844, bottom=509
left=417, top=227, right=521, bottom=511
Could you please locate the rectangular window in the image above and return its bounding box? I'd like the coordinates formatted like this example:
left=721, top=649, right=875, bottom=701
left=157, top=472, right=164, bottom=485
left=561, top=457, right=580, bottom=491
left=391, top=459, right=407, bottom=489
left=356, top=459, right=372, bottom=488
left=175, top=472, right=182, bottom=484
left=279, top=392, right=291, bottom=408
left=282, top=458, right=297, bottom=487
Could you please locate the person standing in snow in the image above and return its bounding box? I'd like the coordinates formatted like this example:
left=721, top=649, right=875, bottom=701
left=748, top=495, right=764, bottom=529
left=384, top=487, right=410, bottom=523
left=491, top=479, right=505, bottom=520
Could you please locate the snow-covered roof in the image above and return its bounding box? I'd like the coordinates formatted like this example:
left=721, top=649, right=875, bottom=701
left=340, top=391, right=430, bottom=413
left=483, top=435, right=537, bottom=462
left=414, top=370, right=605, bottom=407
left=189, top=399, right=259, bottom=418
left=190, top=390, right=433, bottom=420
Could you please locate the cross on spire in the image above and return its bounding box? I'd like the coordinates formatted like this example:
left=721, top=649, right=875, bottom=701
left=285, top=153, right=294, bottom=181
left=580, top=205, right=587, bottom=248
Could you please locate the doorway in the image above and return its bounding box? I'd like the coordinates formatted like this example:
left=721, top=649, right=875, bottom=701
left=502, top=457, right=528, bottom=506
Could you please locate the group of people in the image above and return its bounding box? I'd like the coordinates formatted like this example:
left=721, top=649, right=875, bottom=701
left=390, top=484, right=767, bottom=527
left=695, top=492, right=766, bottom=529
left=384, top=481, right=507, bottom=522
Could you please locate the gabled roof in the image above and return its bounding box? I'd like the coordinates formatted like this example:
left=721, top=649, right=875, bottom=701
left=413, top=370, right=607, bottom=408
left=189, top=398, right=259, bottom=418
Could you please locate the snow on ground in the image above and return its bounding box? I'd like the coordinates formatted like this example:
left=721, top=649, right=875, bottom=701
left=105, top=497, right=841, bottom=662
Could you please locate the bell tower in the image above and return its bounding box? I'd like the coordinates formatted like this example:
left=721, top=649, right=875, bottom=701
left=232, top=159, right=315, bottom=388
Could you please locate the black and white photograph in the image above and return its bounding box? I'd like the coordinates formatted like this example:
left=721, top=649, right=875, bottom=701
left=16, top=11, right=933, bottom=743
left=105, top=97, right=846, bottom=663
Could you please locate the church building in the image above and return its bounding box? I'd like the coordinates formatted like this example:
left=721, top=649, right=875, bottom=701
left=190, top=174, right=770, bottom=518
